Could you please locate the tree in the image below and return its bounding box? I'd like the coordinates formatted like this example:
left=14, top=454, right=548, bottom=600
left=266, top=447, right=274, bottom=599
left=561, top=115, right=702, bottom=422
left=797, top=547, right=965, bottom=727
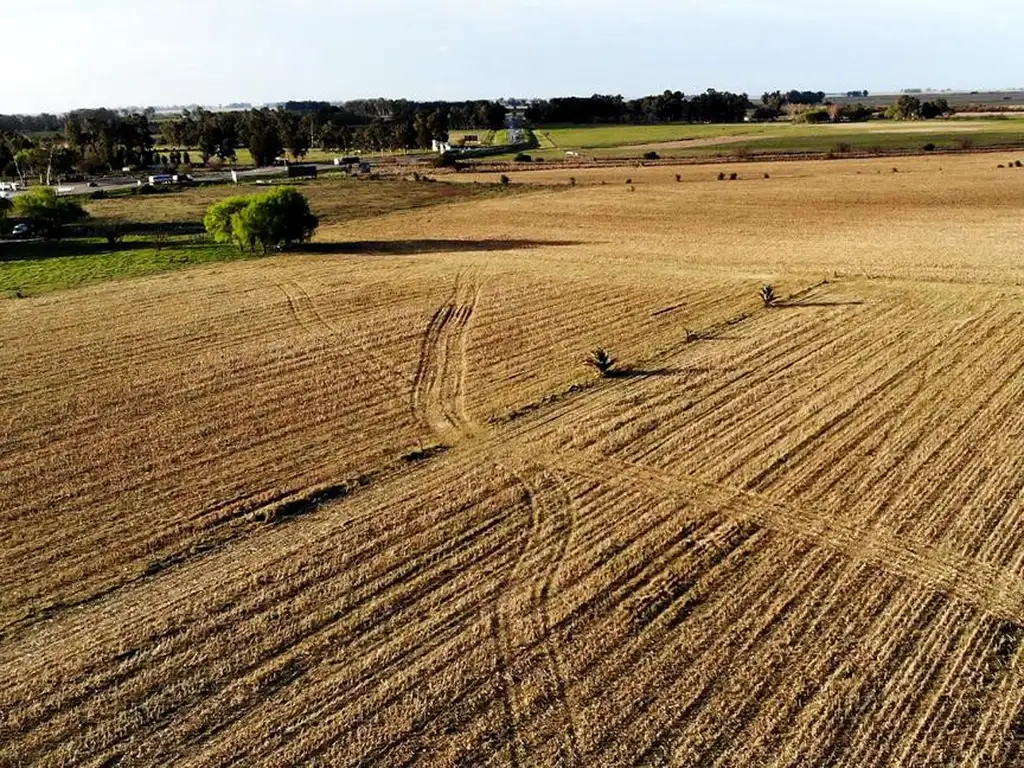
left=2, top=132, right=31, bottom=185
left=204, top=188, right=318, bottom=254
left=919, top=98, right=952, bottom=120
left=276, top=111, right=310, bottom=160
left=203, top=195, right=252, bottom=249
left=241, top=110, right=283, bottom=167
left=12, top=187, right=87, bottom=238
left=247, top=187, right=318, bottom=251
left=761, top=90, right=787, bottom=113
left=887, top=95, right=922, bottom=120
left=0, top=196, right=11, bottom=226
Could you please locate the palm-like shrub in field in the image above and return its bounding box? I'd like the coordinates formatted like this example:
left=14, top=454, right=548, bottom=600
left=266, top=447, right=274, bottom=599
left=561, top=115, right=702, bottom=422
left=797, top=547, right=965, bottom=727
left=586, top=348, right=616, bottom=377
left=204, top=187, right=318, bottom=254
left=760, top=284, right=777, bottom=307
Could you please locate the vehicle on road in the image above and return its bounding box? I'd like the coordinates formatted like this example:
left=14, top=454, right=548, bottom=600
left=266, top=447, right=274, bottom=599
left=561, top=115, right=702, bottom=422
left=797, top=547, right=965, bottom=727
left=11, top=223, right=32, bottom=237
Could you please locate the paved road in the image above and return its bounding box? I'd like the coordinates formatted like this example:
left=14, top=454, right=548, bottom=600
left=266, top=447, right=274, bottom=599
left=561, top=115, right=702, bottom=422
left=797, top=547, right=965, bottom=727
left=5, top=162, right=356, bottom=199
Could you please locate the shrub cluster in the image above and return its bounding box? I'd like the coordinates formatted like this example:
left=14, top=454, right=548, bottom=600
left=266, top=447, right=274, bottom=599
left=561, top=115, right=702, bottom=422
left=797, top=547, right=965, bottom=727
left=11, top=187, right=88, bottom=238
left=203, top=187, right=318, bottom=254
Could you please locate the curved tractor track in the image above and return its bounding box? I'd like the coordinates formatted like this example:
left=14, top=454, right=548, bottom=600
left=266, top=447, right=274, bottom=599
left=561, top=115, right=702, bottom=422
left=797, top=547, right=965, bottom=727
left=412, top=272, right=481, bottom=445
left=492, top=463, right=582, bottom=766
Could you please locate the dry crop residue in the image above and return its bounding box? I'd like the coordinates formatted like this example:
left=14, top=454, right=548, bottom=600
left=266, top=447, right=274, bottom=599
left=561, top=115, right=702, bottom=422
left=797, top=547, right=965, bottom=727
left=4, top=154, right=1024, bottom=765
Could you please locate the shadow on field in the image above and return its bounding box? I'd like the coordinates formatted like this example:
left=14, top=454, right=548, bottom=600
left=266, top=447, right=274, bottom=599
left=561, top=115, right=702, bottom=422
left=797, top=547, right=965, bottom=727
left=0, top=222, right=207, bottom=263
left=777, top=300, right=865, bottom=308
left=297, top=239, right=587, bottom=256
left=608, top=367, right=682, bottom=379
left=1, top=239, right=203, bottom=262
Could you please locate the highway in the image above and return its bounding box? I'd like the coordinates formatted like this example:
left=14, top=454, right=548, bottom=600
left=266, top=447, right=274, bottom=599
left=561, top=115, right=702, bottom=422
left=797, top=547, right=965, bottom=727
left=4, top=162, right=362, bottom=199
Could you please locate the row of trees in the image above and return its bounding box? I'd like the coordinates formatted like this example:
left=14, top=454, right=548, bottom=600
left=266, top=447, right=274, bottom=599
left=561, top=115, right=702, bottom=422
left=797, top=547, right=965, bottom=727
left=155, top=99, right=508, bottom=163
left=0, top=99, right=510, bottom=178
left=0, top=89, right=960, bottom=179
left=757, top=90, right=829, bottom=119
left=885, top=95, right=954, bottom=120
left=0, top=109, right=157, bottom=181
left=157, top=106, right=458, bottom=163
left=523, top=90, right=752, bottom=124
left=757, top=92, right=952, bottom=123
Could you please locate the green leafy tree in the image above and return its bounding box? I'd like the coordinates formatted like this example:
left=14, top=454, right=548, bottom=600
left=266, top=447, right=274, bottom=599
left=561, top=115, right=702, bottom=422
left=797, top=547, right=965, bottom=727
left=248, top=187, right=318, bottom=251
left=204, top=188, right=318, bottom=254
left=886, top=95, right=922, bottom=120
left=12, top=187, right=87, bottom=238
left=761, top=90, right=787, bottom=113
left=203, top=196, right=252, bottom=249
left=241, top=109, right=284, bottom=167
left=276, top=111, right=310, bottom=160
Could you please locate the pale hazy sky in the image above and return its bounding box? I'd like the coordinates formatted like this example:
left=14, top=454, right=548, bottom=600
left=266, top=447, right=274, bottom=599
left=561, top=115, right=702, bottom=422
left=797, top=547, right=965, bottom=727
left=2, top=0, right=1022, bottom=113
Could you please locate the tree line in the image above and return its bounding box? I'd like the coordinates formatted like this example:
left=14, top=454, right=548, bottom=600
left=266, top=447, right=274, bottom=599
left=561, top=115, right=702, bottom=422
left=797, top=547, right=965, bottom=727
left=524, top=90, right=752, bottom=124
left=156, top=99, right=512, bottom=163
left=0, top=99, right=510, bottom=178
left=0, top=88, right=962, bottom=180
left=157, top=105, right=470, bottom=164
left=1, top=108, right=156, bottom=183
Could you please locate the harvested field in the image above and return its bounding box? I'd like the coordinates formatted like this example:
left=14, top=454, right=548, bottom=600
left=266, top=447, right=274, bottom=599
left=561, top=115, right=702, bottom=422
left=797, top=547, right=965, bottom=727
left=501, top=119, right=1024, bottom=161
left=3, top=153, right=1024, bottom=765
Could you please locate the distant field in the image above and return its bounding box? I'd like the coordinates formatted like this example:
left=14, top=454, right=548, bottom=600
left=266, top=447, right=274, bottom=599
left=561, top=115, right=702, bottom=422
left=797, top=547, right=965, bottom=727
left=535, top=123, right=764, bottom=150
left=828, top=90, right=1024, bottom=109
left=485, top=118, right=1024, bottom=161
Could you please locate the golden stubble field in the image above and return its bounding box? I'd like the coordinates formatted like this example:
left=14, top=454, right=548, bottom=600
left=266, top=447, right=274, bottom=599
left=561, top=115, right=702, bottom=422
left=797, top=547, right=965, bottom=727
left=3, top=154, right=1024, bottom=766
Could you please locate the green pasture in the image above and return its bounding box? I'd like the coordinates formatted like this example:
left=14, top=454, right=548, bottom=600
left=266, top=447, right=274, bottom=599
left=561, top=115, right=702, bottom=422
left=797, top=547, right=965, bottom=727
left=0, top=238, right=243, bottom=297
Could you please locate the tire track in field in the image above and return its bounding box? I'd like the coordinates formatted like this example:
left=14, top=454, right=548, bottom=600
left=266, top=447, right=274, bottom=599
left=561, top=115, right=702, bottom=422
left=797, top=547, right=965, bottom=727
left=542, top=448, right=1024, bottom=624
left=412, top=272, right=480, bottom=444
left=496, top=465, right=581, bottom=765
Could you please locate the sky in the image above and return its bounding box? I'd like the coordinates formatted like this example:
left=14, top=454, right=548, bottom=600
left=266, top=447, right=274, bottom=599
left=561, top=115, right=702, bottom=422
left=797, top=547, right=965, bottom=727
left=1, top=0, right=1022, bottom=114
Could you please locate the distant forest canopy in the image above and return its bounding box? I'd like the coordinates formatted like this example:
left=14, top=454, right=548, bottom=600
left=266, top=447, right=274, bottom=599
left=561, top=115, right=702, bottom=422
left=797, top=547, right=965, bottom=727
left=523, top=90, right=752, bottom=124
left=0, top=89, right=780, bottom=138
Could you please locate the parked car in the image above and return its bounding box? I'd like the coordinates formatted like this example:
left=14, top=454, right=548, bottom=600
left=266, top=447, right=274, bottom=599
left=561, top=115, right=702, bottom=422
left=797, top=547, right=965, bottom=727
left=11, top=223, right=33, bottom=237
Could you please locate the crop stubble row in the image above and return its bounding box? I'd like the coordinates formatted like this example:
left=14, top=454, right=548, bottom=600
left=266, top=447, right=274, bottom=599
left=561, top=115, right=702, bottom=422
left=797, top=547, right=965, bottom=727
left=4, top=156, right=1024, bottom=764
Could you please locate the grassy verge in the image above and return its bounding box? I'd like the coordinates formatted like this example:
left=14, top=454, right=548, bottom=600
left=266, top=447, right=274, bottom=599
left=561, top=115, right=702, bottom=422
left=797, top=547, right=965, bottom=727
left=0, top=237, right=244, bottom=297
